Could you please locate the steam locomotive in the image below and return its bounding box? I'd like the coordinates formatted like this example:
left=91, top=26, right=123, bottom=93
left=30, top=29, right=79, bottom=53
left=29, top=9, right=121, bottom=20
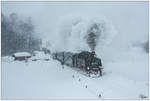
left=52, top=51, right=104, bottom=77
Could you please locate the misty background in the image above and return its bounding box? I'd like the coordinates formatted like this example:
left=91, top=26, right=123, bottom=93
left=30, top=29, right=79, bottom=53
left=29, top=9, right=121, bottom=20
left=2, top=1, right=149, bottom=58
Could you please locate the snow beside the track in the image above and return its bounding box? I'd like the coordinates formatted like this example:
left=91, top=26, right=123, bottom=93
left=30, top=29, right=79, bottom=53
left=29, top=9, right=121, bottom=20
left=2, top=50, right=148, bottom=99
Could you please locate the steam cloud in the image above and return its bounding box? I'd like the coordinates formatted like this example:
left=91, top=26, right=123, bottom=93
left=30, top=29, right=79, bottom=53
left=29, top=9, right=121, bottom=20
left=50, top=14, right=117, bottom=53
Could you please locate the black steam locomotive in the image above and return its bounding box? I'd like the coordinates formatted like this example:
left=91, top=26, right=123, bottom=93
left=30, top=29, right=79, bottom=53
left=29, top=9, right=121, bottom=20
left=52, top=51, right=104, bottom=77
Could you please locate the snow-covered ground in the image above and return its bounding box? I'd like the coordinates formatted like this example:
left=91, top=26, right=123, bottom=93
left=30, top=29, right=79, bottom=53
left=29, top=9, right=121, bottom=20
left=2, top=50, right=148, bottom=100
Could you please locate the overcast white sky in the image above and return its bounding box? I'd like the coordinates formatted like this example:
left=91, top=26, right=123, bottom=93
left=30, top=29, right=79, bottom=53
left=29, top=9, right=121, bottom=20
left=2, top=1, right=149, bottom=46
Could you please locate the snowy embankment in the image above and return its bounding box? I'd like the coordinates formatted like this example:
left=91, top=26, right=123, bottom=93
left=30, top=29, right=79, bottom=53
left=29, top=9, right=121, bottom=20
left=2, top=50, right=148, bottom=99
left=2, top=58, right=96, bottom=99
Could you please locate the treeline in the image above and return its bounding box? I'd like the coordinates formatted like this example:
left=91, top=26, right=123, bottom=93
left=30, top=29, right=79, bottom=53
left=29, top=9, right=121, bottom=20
left=2, top=13, right=42, bottom=56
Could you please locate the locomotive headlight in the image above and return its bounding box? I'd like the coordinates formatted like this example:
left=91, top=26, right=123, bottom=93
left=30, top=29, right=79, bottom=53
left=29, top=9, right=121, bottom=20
left=87, top=67, right=90, bottom=70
